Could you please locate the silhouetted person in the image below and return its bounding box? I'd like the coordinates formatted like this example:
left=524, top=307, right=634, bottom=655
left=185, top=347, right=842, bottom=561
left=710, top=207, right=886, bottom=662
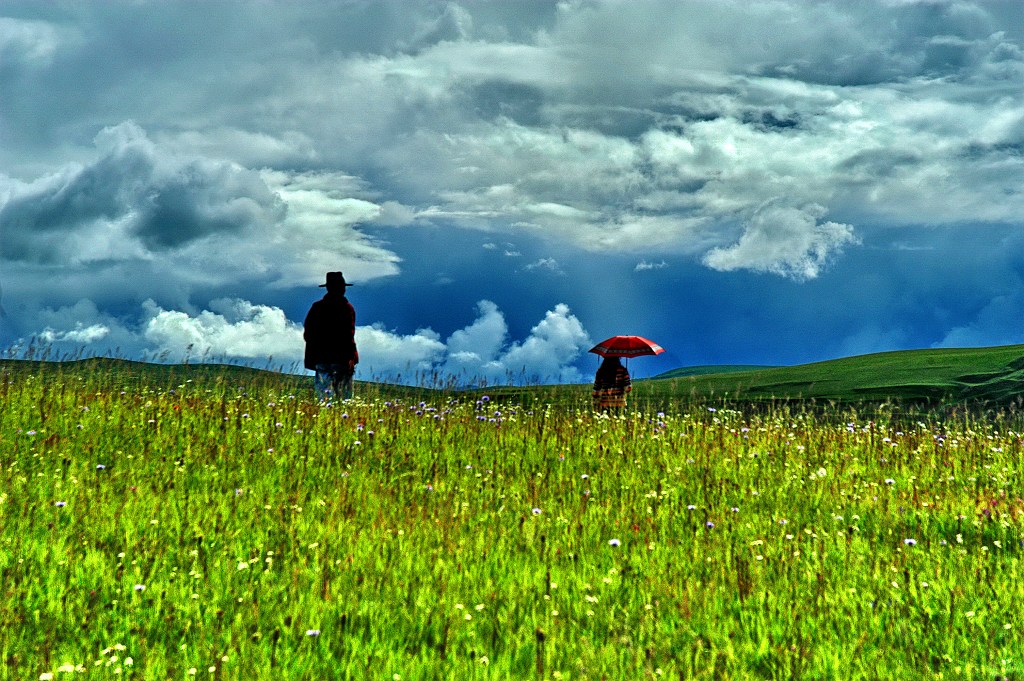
left=304, top=271, right=358, bottom=400
left=593, top=356, right=631, bottom=411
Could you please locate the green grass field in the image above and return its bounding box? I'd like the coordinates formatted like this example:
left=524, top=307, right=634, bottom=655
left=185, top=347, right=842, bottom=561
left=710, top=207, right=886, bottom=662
left=2, top=353, right=1024, bottom=679
left=645, top=344, right=1024, bottom=405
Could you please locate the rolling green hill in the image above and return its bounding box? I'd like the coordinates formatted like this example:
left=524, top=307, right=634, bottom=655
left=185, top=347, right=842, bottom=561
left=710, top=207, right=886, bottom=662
left=652, top=364, right=777, bottom=379
left=4, top=344, right=1024, bottom=406
left=641, top=344, right=1024, bottom=404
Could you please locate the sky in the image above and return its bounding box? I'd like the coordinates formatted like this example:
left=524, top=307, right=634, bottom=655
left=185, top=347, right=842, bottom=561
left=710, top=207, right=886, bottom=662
left=2, top=0, right=1024, bottom=384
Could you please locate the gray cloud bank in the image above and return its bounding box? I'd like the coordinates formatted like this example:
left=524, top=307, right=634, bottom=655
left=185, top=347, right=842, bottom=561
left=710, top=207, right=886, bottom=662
left=5, top=2, right=1023, bottom=274
left=3, top=1, right=1024, bottom=373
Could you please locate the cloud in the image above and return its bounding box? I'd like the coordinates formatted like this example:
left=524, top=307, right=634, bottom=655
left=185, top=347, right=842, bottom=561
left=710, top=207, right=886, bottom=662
left=357, top=300, right=592, bottom=384
left=635, top=260, right=668, bottom=272
left=39, top=323, right=110, bottom=345
left=8, top=2, right=1024, bottom=284
left=20, top=297, right=591, bottom=385
left=258, top=169, right=403, bottom=288
left=142, top=299, right=305, bottom=366
left=1, top=121, right=283, bottom=261
left=524, top=257, right=564, bottom=275
left=15, top=298, right=142, bottom=360
left=0, top=17, right=68, bottom=69
left=355, top=325, right=447, bottom=378
left=0, top=121, right=404, bottom=289
left=498, top=303, right=592, bottom=383
left=444, top=300, right=507, bottom=368
left=702, top=202, right=859, bottom=280
left=934, top=292, right=1024, bottom=349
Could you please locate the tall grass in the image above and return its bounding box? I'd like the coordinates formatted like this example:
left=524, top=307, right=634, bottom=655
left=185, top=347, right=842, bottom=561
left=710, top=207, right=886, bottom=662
left=1, top=363, right=1022, bottom=679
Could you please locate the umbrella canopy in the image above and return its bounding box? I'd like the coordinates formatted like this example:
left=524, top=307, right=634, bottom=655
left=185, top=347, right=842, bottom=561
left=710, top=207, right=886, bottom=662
left=589, top=335, right=665, bottom=358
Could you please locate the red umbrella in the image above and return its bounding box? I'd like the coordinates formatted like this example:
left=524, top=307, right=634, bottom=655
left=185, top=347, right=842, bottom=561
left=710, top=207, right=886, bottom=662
left=589, top=335, right=665, bottom=358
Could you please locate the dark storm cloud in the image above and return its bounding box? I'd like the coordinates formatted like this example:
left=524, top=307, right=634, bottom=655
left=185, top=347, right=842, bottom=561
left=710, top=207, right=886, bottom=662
left=1, top=122, right=283, bottom=263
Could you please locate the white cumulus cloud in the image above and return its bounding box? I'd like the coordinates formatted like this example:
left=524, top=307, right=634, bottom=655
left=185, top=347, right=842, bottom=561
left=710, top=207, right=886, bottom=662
left=27, top=297, right=593, bottom=386
left=355, top=300, right=591, bottom=385
left=702, top=202, right=859, bottom=281
left=142, top=299, right=305, bottom=366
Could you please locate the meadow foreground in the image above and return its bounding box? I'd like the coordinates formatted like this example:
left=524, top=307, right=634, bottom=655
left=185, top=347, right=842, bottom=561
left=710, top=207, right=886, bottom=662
left=1, top=370, right=1023, bottom=679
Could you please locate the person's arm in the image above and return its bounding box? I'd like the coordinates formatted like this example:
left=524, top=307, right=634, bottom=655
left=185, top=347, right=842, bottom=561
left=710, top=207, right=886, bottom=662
left=348, top=300, right=359, bottom=367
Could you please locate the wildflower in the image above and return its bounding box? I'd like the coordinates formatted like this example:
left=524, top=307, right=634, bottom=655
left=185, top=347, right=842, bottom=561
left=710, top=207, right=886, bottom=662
left=532, top=508, right=542, bottom=515
left=96, top=464, right=106, bottom=470
left=55, top=501, right=67, bottom=507
left=581, top=474, right=589, bottom=480
left=885, top=478, right=895, bottom=485
left=608, top=538, right=621, bottom=546
left=687, top=504, right=696, bottom=511
left=731, top=507, right=739, bottom=513
left=133, top=584, right=146, bottom=592
left=237, top=561, right=249, bottom=570
left=706, top=521, right=715, bottom=529
left=305, top=629, right=320, bottom=637
left=903, top=538, right=917, bottom=546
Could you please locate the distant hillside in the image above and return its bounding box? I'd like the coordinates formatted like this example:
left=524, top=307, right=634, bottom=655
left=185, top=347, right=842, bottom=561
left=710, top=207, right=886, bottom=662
left=0, top=357, right=306, bottom=390
left=0, top=358, right=428, bottom=401
left=652, top=365, right=777, bottom=379
left=642, top=344, right=1024, bottom=405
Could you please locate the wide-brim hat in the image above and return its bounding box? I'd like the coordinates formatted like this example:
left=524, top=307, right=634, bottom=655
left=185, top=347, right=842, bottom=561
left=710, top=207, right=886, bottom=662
left=319, top=271, right=353, bottom=288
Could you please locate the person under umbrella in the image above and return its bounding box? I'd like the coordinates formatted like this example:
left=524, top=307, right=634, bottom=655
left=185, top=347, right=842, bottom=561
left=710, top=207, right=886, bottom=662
left=593, top=355, right=632, bottom=411
left=588, top=335, right=664, bottom=412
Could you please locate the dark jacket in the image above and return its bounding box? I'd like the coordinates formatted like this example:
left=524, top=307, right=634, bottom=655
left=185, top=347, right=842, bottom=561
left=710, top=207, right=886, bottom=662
left=303, top=292, right=358, bottom=370
left=593, top=358, right=631, bottom=409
